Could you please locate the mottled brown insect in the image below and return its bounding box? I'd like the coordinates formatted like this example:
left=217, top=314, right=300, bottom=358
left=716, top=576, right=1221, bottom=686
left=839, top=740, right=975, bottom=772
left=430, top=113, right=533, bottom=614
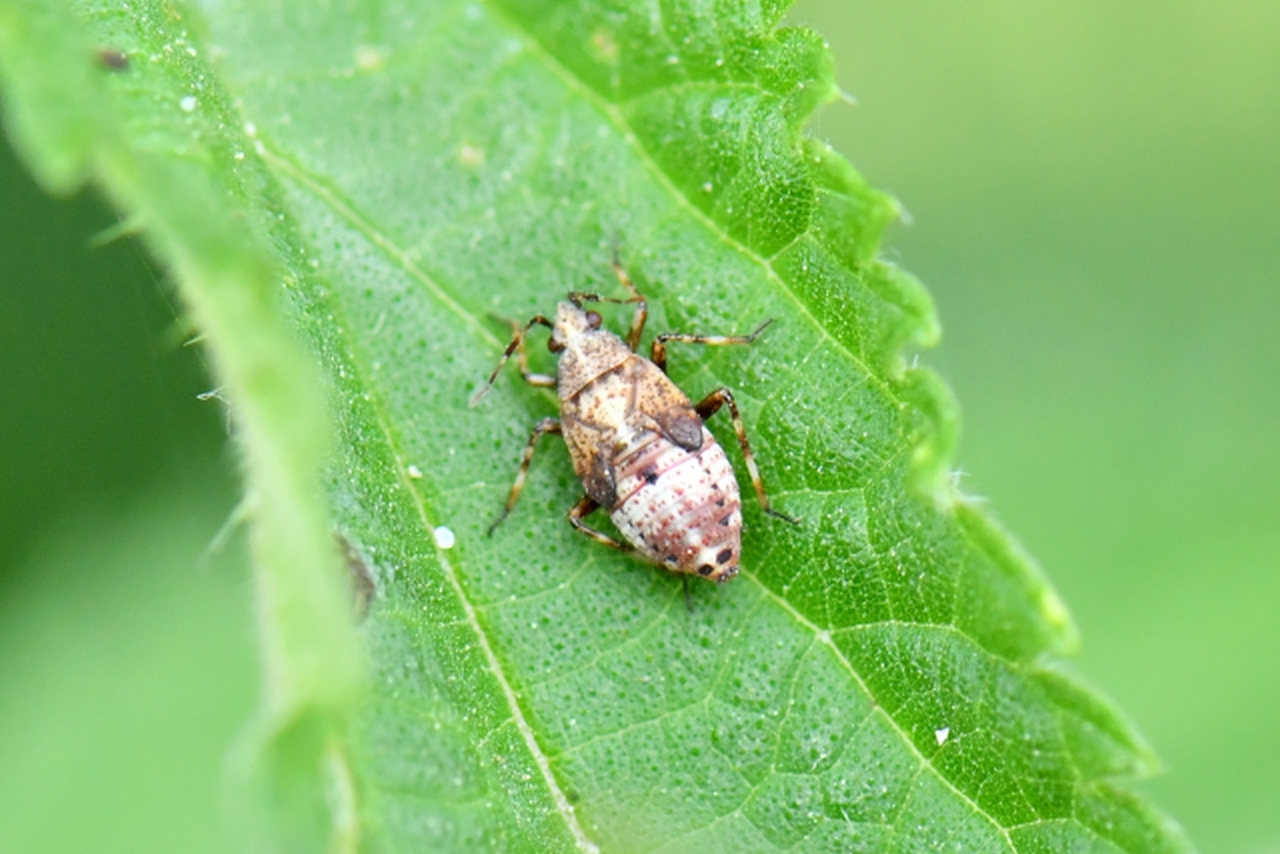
left=472, top=263, right=796, bottom=583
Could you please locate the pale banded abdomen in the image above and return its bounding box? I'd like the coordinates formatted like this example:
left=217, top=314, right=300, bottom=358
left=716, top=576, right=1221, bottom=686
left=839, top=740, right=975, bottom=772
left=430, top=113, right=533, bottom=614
left=609, top=426, right=743, bottom=582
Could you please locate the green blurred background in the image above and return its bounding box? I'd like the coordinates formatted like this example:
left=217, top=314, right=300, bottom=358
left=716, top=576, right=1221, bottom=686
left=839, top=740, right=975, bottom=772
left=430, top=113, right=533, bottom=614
left=2, top=0, right=1276, bottom=851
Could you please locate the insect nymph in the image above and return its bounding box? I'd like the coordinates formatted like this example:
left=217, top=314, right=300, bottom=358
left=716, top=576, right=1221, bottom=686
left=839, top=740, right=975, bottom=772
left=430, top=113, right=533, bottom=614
left=472, top=264, right=796, bottom=583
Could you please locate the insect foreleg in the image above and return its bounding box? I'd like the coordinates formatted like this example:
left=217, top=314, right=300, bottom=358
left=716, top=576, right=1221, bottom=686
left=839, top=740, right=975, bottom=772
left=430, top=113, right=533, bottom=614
left=651, top=318, right=773, bottom=373
left=694, top=387, right=799, bottom=524
left=568, top=495, right=632, bottom=551
left=469, top=315, right=555, bottom=406
left=487, top=417, right=561, bottom=535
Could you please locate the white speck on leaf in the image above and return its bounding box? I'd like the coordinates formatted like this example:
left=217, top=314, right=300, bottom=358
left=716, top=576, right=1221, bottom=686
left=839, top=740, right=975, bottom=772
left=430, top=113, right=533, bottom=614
left=407, top=464, right=423, bottom=479
left=179, top=95, right=197, bottom=112
left=459, top=143, right=485, bottom=168
left=355, top=44, right=386, bottom=72
left=935, top=727, right=950, bottom=746
left=433, top=526, right=455, bottom=549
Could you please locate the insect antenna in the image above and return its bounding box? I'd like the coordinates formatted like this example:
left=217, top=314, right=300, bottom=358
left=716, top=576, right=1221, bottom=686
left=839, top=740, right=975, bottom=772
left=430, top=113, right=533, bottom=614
left=470, top=315, right=553, bottom=406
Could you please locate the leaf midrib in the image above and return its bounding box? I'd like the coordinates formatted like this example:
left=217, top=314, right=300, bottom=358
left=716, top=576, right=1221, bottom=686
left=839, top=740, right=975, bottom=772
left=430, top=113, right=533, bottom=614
left=265, top=148, right=600, bottom=852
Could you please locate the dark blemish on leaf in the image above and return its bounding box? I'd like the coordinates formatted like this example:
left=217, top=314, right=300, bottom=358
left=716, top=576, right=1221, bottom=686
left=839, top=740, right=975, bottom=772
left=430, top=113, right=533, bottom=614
left=334, top=532, right=375, bottom=622
left=98, top=48, right=129, bottom=70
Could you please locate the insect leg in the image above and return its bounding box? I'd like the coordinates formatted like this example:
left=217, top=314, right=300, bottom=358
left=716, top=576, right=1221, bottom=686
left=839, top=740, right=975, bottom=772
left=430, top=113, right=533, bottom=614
left=568, top=495, right=632, bottom=551
left=470, top=315, right=555, bottom=406
left=487, top=417, right=562, bottom=535
left=611, top=256, right=648, bottom=352
left=694, top=387, right=799, bottom=524
left=651, top=318, right=773, bottom=374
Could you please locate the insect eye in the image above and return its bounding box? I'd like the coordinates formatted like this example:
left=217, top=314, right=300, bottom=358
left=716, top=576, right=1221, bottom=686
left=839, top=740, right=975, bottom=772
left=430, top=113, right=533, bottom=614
left=585, top=310, right=602, bottom=329
left=548, top=337, right=565, bottom=353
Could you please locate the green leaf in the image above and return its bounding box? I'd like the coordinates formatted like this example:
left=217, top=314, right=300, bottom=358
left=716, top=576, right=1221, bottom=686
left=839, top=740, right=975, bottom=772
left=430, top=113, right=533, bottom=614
left=0, top=0, right=1195, bottom=852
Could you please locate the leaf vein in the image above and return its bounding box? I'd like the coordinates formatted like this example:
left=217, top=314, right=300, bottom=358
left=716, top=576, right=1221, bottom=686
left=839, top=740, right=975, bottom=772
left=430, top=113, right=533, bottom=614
left=743, top=570, right=1018, bottom=845
left=269, top=148, right=599, bottom=853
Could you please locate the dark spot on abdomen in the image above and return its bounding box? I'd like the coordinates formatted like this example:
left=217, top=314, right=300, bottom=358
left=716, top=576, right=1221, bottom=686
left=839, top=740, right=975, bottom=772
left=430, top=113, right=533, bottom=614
left=716, top=548, right=733, bottom=564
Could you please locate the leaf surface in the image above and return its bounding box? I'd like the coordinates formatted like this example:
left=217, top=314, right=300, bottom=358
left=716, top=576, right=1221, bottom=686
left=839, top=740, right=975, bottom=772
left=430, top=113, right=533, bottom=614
left=0, top=0, right=1193, bottom=851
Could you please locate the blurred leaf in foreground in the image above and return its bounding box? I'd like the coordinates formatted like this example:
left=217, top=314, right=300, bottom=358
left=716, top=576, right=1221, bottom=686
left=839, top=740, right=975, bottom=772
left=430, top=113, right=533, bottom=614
left=0, top=0, right=1194, bottom=851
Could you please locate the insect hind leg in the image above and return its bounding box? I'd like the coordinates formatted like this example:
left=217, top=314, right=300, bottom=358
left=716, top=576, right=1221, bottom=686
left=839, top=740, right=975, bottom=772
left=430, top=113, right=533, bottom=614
left=568, top=496, right=631, bottom=551
left=694, top=387, right=799, bottom=524
left=487, top=418, right=562, bottom=535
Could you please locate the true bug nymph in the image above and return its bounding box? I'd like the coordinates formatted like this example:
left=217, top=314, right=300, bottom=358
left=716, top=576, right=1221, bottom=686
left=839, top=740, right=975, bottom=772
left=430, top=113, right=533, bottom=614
left=472, top=264, right=796, bottom=583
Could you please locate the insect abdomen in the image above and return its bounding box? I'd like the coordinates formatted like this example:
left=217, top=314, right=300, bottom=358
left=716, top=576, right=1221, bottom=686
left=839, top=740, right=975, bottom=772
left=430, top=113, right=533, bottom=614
left=610, top=427, right=743, bottom=582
